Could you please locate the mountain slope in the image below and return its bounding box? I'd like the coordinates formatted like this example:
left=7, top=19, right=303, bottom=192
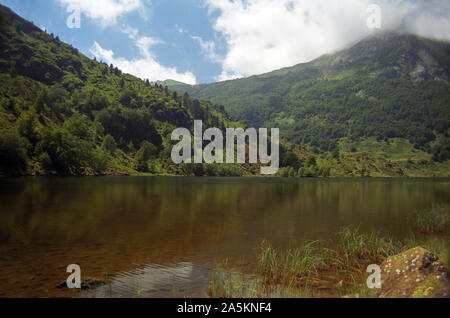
left=164, top=33, right=450, bottom=161
left=0, top=4, right=240, bottom=176
left=0, top=5, right=448, bottom=177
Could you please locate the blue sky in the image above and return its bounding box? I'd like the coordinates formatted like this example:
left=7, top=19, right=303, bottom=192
left=1, top=0, right=449, bottom=84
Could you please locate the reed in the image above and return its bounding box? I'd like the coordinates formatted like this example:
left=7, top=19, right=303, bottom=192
left=207, top=265, right=250, bottom=298
left=208, top=226, right=448, bottom=298
left=336, top=227, right=400, bottom=267
left=258, top=240, right=326, bottom=285
left=410, top=204, right=450, bottom=234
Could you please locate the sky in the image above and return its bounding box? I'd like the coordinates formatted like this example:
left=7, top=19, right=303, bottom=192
left=0, top=0, right=449, bottom=84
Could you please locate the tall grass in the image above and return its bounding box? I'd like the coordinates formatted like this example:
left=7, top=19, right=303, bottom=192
left=208, top=225, right=448, bottom=298
left=208, top=265, right=232, bottom=298
left=337, top=227, right=401, bottom=267
left=410, top=204, right=450, bottom=233
left=208, top=265, right=256, bottom=298
left=258, top=240, right=327, bottom=285
left=259, top=240, right=278, bottom=280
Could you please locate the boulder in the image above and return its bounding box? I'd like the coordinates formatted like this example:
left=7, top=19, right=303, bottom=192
left=376, top=247, right=449, bottom=298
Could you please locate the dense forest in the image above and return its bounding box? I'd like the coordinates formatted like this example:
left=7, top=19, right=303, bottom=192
left=0, top=5, right=249, bottom=177
left=0, top=5, right=448, bottom=178
left=164, top=33, right=450, bottom=164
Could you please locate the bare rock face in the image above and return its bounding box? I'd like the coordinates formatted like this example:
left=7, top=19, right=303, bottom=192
left=376, top=247, right=449, bottom=298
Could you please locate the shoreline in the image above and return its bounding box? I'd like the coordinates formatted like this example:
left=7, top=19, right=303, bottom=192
left=1, top=174, right=450, bottom=179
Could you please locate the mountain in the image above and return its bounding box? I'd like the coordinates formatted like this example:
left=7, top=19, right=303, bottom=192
left=0, top=4, right=242, bottom=176
left=163, top=32, right=450, bottom=162
left=0, top=5, right=448, bottom=177
left=155, top=79, right=192, bottom=90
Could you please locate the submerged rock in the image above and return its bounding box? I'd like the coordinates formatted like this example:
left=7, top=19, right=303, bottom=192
left=56, top=278, right=106, bottom=291
left=376, top=247, right=449, bottom=298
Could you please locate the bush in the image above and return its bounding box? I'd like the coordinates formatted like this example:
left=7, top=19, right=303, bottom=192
left=38, top=152, right=52, bottom=171
left=133, top=149, right=149, bottom=172
left=36, top=126, right=101, bottom=175
left=101, top=135, right=117, bottom=155
left=133, top=141, right=157, bottom=172
left=181, top=163, right=204, bottom=176
left=0, top=129, right=28, bottom=175
left=216, top=164, right=244, bottom=177
left=306, top=156, right=317, bottom=167
left=410, top=205, right=450, bottom=233
left=63, top=113, right=93, bottom=140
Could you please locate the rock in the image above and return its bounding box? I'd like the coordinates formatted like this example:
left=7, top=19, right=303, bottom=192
left=56, top=278, right=106, bottom=290
left=376, top=247, right=449, bottom=298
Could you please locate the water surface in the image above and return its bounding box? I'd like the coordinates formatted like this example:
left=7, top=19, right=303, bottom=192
left=0, top=177, right=448, bottom=297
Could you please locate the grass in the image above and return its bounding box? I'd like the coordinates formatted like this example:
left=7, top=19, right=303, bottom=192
left=209, top=230, right=398, bottom=298
left=411, top=277, right=446, bottom=298
left=208, top=225, right=449, bottom=298
left=207, top=264, right=313, bottom=298
left=338, top=272, right=375, bottom=298
left=258, top=240, right=331, bottom=286
left=336, top=227, right=402, bottom=266
left=208, top=264, right=264, bottom=298
left=409, top=204, right=450, bottom=233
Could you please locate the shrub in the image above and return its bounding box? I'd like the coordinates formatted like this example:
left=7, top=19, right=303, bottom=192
left=0, top=128, right=28, bottom=175
left=133, top=141, right=158, bottom=172
left=102, top=135, right=117, bottom=155
left=410, top=205, right=450, bottom=233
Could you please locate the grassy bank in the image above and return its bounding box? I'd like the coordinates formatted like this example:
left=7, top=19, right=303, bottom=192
left=208, top=207, right=449, bottom=298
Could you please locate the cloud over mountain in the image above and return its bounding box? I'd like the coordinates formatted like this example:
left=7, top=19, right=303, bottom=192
left=90, top=37, right=197, bottom=84
left=205, top=0, right=450, bottom=81
left=56, top=0, right=146, bottom=26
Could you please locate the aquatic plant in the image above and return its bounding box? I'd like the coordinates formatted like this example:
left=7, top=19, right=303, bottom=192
left=410, top=204, right=450, bottom=233
left=208, top=227, right=449, bottom=298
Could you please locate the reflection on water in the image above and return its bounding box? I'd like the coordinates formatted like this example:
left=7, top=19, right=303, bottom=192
left=0, top=177, right=448, bottom=297
left=81, top=262, right=207, bottom=298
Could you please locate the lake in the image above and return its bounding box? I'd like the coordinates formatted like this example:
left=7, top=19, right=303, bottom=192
left=0, top=177, right=448, bottom=297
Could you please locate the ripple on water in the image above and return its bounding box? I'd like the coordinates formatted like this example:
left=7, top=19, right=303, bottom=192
left=78, top=262, right=212, bottom=298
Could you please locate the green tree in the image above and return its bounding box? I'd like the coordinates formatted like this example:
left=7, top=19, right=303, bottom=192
left=17, top=107, right=40, bottom=144
left=102, top=135, right=117, bottom=155
left=128, top=141, right=136, bottom=153
left=298, top=167, right=306, bottom=177
left=190, top=99, right=203, bottom=119
left=279, top=167, right=289, bottom=178
left=288, top=166, right=296, bottom=177
left=0, top=129, right=28, bottom=175
left=306, top=156, right=317, bottom=167
left=332, top=148, right=340, bottom=159
left=63, top=113, right=92, bottom=140
left=38, top=152, right=52, bottom=171
left=133, top=141, right=157, bottom=172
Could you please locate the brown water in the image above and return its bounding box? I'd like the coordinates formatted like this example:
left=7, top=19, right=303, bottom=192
left=0, top=177, right=448, bottom=297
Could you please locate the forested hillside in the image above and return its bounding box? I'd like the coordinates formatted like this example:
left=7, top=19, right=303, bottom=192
left=0, top=4, right=247, bottom=176
left=164, top=33, right=450, bottom=165
left=0, top=4, right=448, bottom=177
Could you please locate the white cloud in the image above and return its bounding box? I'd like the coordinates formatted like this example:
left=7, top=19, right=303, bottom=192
left=177, top=26, right=221, bottom=63
left=381, top=0, right=450, bottom=41
left=90, top=37, right=197, bottom=84
left=204, top=0, right=450, bottom=81
left=56, top=0, right=145, bottom=26
left=192, top=35, right=221, bottom=63
left=176, top=26, right=188, bottom=34
left=120, top=24, right=139, bottom=40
